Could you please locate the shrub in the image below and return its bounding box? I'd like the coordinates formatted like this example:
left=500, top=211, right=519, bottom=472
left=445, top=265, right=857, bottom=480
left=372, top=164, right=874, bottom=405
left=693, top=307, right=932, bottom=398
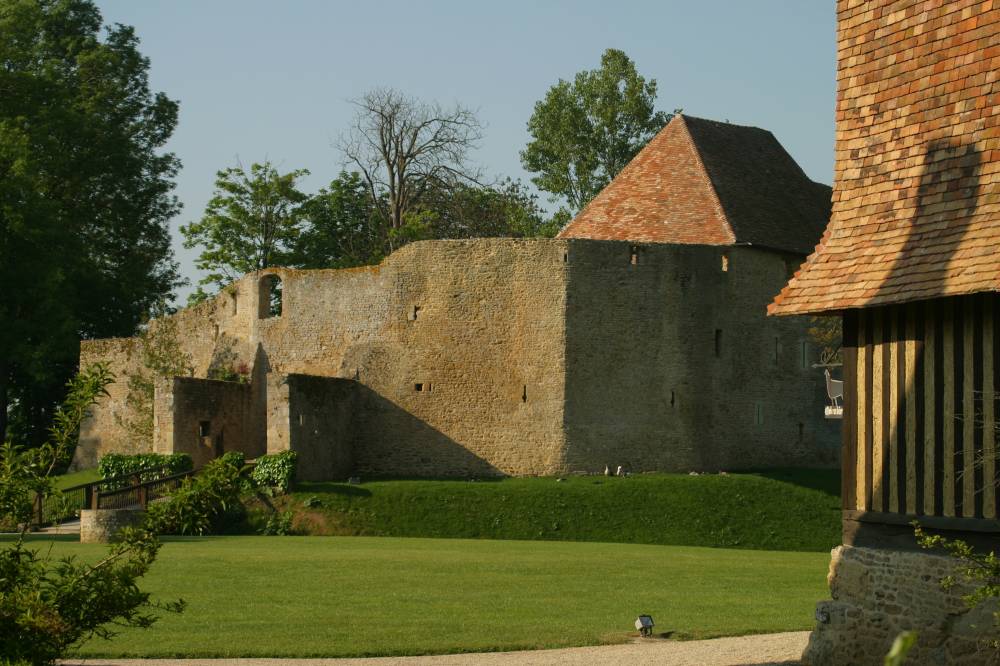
left=0, top=364, right=182, bottom=665
left=98, top=452, right=193, bottom=488
left=260, top=510, right=294, bottom=536
left=145, top=454, right=248, bottom=535
left=252, top=451, right=297, bottom=493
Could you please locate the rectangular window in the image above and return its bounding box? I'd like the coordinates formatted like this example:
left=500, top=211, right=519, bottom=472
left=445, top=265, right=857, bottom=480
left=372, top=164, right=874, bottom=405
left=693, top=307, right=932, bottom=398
left=199, top=421, right=210, bottom=437
left=414, top=382, right=431, bottom=392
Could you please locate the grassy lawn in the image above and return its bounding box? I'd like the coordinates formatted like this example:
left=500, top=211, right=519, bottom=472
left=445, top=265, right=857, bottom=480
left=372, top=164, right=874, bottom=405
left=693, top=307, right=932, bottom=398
left=52, top=467, right=101, bottom=490
left=277, top=469, right=841, bottom=552
left=12, top=534, right=829, bottom=658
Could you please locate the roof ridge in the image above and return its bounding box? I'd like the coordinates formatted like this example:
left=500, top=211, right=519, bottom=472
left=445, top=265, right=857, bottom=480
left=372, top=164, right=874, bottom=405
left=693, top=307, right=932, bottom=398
left=676, top=115, right=737, bottom=244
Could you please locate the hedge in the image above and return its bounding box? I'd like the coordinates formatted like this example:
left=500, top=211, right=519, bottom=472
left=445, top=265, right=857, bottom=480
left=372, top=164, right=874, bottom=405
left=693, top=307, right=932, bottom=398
left=251, top=451, right=297, bottom=492
left=97, top=452, right=193, bottom=489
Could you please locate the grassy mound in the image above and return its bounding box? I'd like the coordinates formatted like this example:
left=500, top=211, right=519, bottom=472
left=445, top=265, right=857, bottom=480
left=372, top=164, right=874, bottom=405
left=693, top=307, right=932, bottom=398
left=13, top=535, right=829, bottom=658
left=273, top=469, right=840, bottom=552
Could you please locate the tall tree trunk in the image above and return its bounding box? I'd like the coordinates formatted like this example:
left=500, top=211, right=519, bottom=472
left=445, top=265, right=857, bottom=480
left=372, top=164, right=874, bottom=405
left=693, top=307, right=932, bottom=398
left=0, top=357, right=9, bottom=445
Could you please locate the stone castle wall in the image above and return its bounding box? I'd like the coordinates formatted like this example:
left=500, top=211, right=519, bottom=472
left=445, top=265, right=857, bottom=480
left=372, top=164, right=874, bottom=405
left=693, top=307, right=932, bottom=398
left=804, top=545, right=997, bottom=665
left=564, top=242, right=838, bottom=472
left=76, top=238, right=837, bottom=478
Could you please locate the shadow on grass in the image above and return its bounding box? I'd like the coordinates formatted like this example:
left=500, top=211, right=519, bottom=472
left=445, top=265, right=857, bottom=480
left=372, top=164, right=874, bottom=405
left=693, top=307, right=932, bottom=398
left=296, top=482, right=372, bottom=497
left=744, top=468, right=841, bottom=496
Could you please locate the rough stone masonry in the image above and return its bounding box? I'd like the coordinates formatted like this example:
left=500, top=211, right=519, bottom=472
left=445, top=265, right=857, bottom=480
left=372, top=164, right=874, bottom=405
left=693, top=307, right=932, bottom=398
left=74, top=238, right=839, bottom=480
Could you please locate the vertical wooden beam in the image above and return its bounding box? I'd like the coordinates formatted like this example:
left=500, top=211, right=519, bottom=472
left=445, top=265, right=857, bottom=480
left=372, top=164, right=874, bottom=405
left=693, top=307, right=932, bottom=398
left=905, top=304, right=918, bottom=515
left=889, top=307, right=900, bottom=514
left=924, top=300, right=937, bottom=516
left=843, top=311, right=859, bottom=512
left=964, top=301, right=976, bottom=516
left=873, top=309, right=885, bottom=512
left=943, top=299, right=956, bottom=518
left=857, top=311, right=869, bottom=510
left=984, top=296, right=996, bottom=519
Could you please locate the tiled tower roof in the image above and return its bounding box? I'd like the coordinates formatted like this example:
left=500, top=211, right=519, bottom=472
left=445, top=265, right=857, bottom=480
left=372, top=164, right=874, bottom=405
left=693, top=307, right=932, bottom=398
left=557, top=114, right=832, bottom=256
left=770, top=1, right=1000, bottom=316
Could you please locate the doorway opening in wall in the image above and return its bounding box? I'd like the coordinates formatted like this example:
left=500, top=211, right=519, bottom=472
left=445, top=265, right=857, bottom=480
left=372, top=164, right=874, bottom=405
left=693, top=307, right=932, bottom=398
left=259, top=275, right=282, bottom=318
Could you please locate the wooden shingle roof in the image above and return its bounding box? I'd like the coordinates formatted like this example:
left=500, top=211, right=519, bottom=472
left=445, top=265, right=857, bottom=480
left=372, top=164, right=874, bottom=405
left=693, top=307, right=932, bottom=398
left=557, top=115, right=832, bottom=256
left=770, top=0, right=1000, bottom=316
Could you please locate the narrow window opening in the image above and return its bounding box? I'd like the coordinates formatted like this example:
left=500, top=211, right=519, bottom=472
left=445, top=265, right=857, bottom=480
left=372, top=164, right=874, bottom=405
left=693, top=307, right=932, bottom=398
left=408, top=305, right=421, bottom=321
left=414, top=382, right=431, bottom=392
left=259, top=275, right=282, bottom=318
left=521, top=385, right=527, bottom=403
left=563, top=251, right=568, bottom=263
left=754, top=402, right=764, bottom=426
left=670, top=390, right=676, bottom=408
left=773, top=337, right=780, bottom=364
left=231, top=292, right=238, bottom=315
left=714, top=329, right=723, bottom=357
left=213, top=324, right=220, bottom=340
left=721, top=253, right=729, bottom=272
left=198, top=421, right=211, bottom=438
left=629, top=245, right=639, bottom=265
left=298, top=413, right=305, bottom=426
left=798, top=422, right=804, bottom=441
left=800, top=340, right=810, bottom=369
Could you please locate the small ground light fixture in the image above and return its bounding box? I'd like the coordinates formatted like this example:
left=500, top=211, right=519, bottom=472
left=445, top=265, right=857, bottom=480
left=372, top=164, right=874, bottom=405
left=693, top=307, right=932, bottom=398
left=635, top=614, right=654, bottom=637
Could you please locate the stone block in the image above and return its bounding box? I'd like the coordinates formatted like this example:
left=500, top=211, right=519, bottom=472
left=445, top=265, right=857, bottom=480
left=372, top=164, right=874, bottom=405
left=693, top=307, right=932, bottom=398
left=80, top=509, right=145, bottom=544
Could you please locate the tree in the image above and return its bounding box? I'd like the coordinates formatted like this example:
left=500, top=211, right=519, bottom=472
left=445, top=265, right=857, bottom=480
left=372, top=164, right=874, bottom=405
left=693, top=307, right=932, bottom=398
left=338, top=88, right=484, bottom=244
left=521, top=48, right=672, bottom=213
left=181, top=161, right=309, bottom=302
left=288, top=171, right=386, bottom=269
left=0, top=0, right=182, bottom=446
left=421, top=179, right=561, bottom=240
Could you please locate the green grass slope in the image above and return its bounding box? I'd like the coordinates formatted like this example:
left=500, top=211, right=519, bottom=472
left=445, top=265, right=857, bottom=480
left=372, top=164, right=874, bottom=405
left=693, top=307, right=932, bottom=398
left=277, top=469, right=840, bottom=552
left=5, top=535, right=829, bottom=658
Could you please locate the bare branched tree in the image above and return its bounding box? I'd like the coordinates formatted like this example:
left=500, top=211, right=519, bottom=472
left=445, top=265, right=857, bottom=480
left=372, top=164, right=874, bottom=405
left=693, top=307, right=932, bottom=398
left=338, top=88, right=484, bottom=239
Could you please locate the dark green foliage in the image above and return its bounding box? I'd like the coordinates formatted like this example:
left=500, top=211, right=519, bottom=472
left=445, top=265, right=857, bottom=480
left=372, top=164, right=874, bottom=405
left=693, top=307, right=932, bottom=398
left=144, top=454, right=248, bottom=536
left=289, top=171, right=386, bottom=269
left=251, top=451, right=297, bottom=493
left=259, top=511, right=294, bottom=536
left=97, top=453, right=192, bottom=489
left=521, top=48, right=672, bottom=212
left=277, top=470, right=842, bottom=552
left=0, top=364, right=181, bottom=665
left=0, top=0, right=182, bottom=446
left=0, top=365, right=114, bottom=528
left=0, top=530, right=183, bottom=665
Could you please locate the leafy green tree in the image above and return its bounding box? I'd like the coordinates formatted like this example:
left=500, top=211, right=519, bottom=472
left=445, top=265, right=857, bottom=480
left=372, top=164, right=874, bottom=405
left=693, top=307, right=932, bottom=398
left=0, top=0, right=182, bottom=446
left=423, top=179, right=561, bottom=240
left=521, top=48, right=673, bottom=212
left=181, top=161, right=309, bottom=302
left=289, top=171, right=386, bottom=269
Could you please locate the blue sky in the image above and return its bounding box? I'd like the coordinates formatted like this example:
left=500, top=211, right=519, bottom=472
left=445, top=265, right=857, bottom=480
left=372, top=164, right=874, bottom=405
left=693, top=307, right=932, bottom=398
left=95, top=0, right=836, bottom=302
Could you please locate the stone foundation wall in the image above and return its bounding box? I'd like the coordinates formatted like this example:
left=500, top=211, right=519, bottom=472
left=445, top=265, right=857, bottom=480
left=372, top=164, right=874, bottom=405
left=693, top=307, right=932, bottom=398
left=803, top=545, right=998, bottom=665
left=79, top=508, right=145, bottom=543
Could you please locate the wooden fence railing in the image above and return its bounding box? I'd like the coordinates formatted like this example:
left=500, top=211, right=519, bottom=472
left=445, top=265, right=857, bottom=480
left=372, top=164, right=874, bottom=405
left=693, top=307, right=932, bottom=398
left=32, top=465, right=196, bottom=527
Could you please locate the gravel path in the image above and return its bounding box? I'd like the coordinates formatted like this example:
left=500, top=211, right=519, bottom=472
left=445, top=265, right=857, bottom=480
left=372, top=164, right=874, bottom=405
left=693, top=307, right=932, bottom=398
left=66, top=631, right=808, bottom=665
